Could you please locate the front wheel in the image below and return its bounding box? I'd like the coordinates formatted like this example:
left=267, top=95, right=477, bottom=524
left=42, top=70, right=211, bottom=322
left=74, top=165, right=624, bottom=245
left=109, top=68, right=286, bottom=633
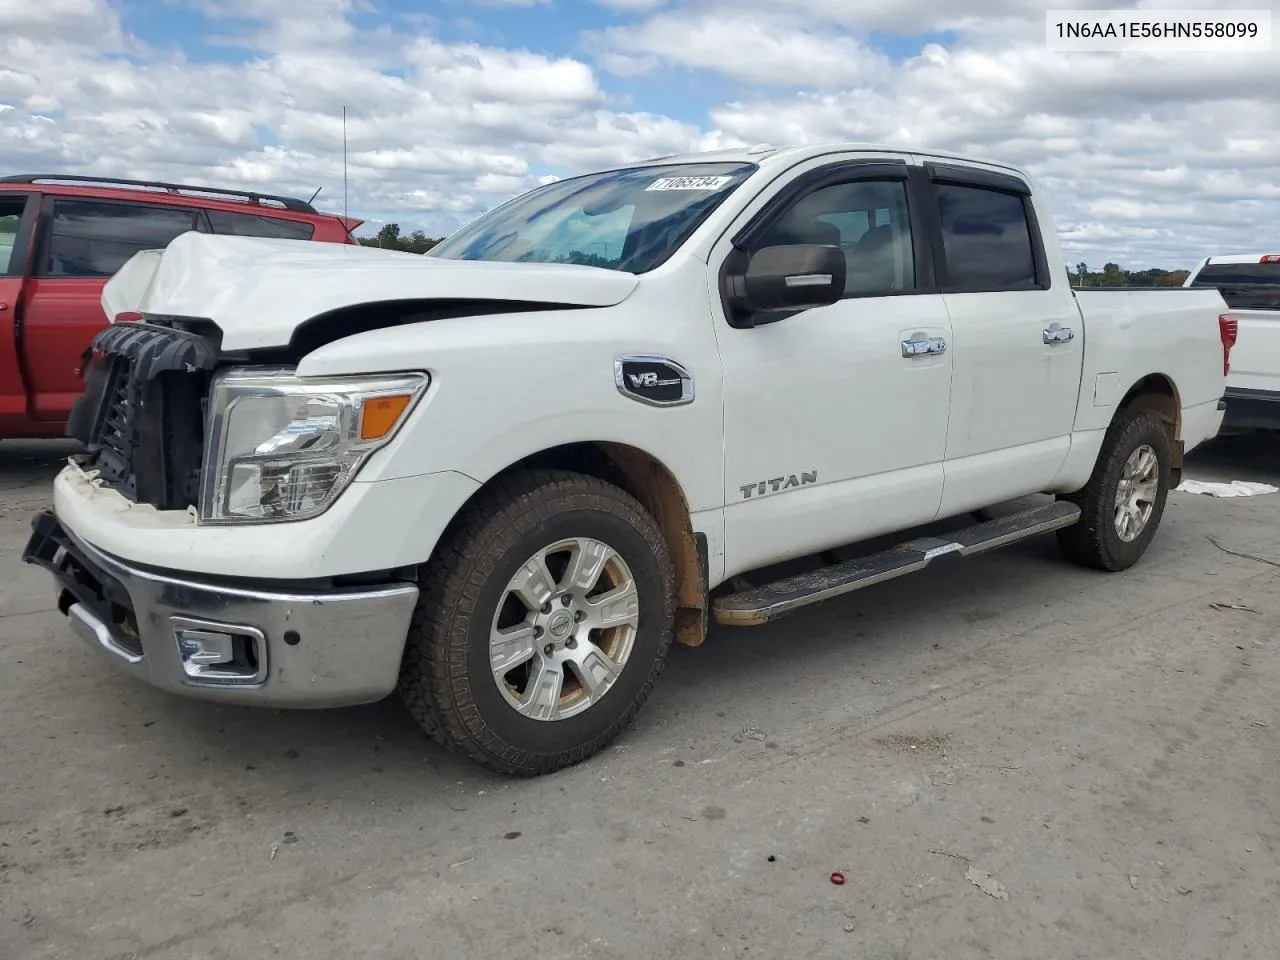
left=1056, top=408, right=1172, bottom=572
left=399, top=468, right=676, bottom=776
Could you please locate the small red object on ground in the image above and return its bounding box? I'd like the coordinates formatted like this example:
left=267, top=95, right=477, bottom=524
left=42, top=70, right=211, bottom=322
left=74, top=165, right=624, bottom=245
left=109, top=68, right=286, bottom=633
left=830, top=871, right=846, bottom=885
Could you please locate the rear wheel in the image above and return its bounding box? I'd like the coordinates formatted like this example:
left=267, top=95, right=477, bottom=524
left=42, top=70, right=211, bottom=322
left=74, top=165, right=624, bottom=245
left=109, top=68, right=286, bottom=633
left=399, top=468, right=675, bottom=776
left=1056, top=408, right=1172, bottom=572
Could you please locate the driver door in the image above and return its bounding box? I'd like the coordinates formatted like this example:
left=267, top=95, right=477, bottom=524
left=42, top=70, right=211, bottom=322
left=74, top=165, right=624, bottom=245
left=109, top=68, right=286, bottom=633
left=709, top=156, right=954, bottom=579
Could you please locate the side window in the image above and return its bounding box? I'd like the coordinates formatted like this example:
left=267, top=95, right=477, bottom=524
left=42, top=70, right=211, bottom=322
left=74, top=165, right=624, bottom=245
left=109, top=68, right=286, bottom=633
left=934, top=184, right=1038, bottom=290
left=207, top=210, right=315, bottom=241
left=0, top=197, right=27, bottom=276
left=755, top=180, right=916, bottom=295
left=40, top=200, right=201, bottom=278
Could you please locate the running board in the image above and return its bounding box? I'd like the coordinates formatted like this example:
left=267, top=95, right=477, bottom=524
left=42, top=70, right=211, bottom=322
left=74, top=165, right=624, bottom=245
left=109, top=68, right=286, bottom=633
left=712, top=500, right=1082, bottom=627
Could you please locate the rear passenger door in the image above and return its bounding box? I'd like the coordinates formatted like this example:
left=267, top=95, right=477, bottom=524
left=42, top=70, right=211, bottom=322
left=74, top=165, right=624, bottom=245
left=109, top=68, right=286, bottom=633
left=914, top=161, right=1085, bottom=517
left=21, top=197, right=205, bottom=421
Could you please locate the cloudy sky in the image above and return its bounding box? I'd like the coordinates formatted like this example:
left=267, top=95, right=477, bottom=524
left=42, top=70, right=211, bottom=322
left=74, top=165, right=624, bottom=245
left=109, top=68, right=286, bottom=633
left=2, top=0, right=1277, bottom=269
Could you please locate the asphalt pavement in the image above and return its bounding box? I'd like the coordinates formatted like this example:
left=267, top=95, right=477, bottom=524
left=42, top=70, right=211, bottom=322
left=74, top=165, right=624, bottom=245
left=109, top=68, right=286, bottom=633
left=2, top=433, right=1278, bottom=960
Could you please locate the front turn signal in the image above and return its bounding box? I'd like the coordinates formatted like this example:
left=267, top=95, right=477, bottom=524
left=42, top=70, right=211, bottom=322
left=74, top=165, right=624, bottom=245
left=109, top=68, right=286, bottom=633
left=359, top=394, right=414, bottom=440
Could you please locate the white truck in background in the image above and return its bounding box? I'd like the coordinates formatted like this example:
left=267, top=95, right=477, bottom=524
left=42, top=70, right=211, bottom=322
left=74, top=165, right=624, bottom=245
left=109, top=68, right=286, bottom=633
left=1185, top=253, right=1280, bottom=432
left=24, top=142, right=1230, bottom=776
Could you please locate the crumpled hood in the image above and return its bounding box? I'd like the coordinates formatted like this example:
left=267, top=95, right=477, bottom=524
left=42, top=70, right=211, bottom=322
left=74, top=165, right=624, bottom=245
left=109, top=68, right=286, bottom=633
left=101, top=231, right=641, bottom=351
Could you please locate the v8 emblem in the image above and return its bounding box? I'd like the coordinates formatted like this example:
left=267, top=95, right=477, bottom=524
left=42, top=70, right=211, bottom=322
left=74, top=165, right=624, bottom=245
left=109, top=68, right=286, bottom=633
left=615, top=355, right=695, bottom=408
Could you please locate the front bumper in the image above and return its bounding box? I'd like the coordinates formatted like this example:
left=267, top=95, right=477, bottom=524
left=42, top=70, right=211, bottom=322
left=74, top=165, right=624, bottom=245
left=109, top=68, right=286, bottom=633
left=50, top=461, right=481, bottom=581
left=22, top=511, right=419, bottom=708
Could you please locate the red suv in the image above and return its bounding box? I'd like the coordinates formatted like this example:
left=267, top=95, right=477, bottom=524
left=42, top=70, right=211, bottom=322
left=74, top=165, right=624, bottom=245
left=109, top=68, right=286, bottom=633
left=0, top=174, right=362, bottom=440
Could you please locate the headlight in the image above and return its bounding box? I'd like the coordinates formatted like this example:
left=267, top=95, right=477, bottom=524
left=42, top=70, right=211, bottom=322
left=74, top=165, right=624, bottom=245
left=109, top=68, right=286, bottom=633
left=199, top=367, right=428, bottom=524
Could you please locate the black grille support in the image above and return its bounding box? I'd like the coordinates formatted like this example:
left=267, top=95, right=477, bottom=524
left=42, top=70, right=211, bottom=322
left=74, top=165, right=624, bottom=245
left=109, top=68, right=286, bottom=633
left=23, top=510, right=143, bottom=657
left=71, top=321, right=220, bottom=511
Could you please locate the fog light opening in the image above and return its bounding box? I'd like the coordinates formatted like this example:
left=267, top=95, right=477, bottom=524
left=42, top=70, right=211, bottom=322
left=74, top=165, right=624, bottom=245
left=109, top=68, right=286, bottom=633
left=171, top=617, right=268, bottom=685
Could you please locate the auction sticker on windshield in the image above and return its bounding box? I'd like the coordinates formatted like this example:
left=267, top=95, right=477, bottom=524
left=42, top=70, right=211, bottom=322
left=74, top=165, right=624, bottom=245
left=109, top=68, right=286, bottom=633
left=645, top=176, right=735, bottom=191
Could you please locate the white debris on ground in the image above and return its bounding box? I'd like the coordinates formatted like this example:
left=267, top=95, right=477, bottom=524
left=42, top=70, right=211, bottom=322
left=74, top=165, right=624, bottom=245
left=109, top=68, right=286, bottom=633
left=1175, top=479, right=1279, bottom=498
left=966, top=865, right=1009, bottom=900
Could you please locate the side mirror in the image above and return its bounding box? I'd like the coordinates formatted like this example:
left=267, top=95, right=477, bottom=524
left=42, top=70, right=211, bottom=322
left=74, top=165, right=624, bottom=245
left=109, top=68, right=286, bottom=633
left=724, top=244, right=846, bottom=323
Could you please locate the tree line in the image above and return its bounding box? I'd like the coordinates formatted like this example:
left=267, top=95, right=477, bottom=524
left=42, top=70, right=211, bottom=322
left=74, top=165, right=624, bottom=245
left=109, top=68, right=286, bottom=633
left=358, top=226, right=1193, bottom=289
left=1069, top=262, right=1190, bottom=287
left=356, top=223, right=443, bottom=253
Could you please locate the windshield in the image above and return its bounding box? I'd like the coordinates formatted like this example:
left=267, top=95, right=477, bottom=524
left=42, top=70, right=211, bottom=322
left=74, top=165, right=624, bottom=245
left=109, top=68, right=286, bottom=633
left=428, top=162, right=757, bottom=274
left=1190, top=261, right=1280, bottom=311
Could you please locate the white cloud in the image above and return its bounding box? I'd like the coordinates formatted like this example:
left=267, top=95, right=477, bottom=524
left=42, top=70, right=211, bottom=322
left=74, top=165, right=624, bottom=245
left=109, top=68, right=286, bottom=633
left=674, top=0, right=1280, bottom=266
left=0, top=0, right=704, bottom=237
left=401, top=38, right=603, bottom=104
left=191, top=0, right=368, bottom=53
left=591, top=0, right=672, bottom=10
left=0, top=0, right=129, bottom=47
left=587, top=9, right=890, bottom=86
left=0, top=0, right=1277, bottom=267
left=705, top=80, right=1280, bottom=265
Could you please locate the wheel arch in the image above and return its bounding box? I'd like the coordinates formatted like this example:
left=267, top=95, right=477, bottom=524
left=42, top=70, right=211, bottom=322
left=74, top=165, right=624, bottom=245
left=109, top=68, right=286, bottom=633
left=1117, top=373, right=1183, bottom=486
left=452, top=441, right=709, bottom=648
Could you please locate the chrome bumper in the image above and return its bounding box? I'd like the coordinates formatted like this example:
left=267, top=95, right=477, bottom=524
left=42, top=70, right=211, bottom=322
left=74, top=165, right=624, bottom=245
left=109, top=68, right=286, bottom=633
left=22, top=511, right=419, bottom=708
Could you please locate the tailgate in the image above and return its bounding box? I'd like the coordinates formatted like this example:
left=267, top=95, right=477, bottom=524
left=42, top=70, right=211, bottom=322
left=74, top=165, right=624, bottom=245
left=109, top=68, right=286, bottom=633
left=1226, top=305, right=1280, bottom=395
left=1187, top=259, right=1280, bottom=396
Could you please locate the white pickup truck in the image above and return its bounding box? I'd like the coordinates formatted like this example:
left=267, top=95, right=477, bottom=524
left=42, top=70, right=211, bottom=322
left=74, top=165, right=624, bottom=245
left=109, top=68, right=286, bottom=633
left=1185, top=252, right=1280, bottom=432
left=24, top=142, right=1231, bottom=776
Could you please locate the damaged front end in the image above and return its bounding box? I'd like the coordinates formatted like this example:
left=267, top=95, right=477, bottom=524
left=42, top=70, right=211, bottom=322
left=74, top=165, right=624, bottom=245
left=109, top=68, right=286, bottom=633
left=66, top=318, right=221, bottom=512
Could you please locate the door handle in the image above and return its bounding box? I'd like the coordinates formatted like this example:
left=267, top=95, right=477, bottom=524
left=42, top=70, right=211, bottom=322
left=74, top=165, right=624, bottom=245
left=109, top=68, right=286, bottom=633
left=0, top=302, right=8, bottom=311
left=1043, top=326, right=1074, bottom=343
left=902, top=336, right=946, bottom=357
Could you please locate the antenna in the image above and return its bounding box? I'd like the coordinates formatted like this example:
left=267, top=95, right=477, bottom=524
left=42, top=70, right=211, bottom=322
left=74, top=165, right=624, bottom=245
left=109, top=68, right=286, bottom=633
left=307, top=186, right=322, bottom=204
left=342, top=106, right=348, bottom=223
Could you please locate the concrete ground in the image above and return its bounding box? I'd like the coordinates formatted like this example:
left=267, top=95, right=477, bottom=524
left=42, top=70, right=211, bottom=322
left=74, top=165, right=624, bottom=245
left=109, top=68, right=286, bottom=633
left=2, top=434, right=1278, bottom=960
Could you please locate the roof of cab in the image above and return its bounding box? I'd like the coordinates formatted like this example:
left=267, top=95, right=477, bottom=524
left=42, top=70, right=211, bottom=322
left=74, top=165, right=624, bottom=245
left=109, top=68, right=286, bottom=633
left=635, top=141, right=1032, bottom=179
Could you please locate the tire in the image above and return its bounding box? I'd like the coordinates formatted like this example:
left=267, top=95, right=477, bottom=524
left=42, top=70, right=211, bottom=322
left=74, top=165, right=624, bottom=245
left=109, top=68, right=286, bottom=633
left=1056, top=408, right=1172, bottom=572
left=398, top=468, right=676, bottom=776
